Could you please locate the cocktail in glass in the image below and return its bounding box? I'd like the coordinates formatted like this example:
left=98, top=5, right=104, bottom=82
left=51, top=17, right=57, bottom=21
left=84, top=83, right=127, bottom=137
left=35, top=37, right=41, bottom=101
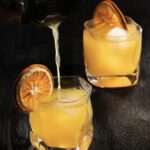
left=29, top=76, right=93, bottom=150
left=83, top=16, right=142, bottom=88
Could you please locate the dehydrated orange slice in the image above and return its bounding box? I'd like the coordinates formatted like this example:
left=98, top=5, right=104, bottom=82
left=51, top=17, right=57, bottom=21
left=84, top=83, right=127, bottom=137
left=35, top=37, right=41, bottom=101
left=14, top=64, right=54, bottom=112
left=93, top=0, right=127, bottom=30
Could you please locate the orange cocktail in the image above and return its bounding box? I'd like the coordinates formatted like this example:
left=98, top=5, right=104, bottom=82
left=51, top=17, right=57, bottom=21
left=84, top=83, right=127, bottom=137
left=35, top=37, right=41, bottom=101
left=14, top=64, right=93, bottom=150
left=84, top=16, right=142, bottom=88
left=30, top=87, right=93, bottom=149
left=29, top=76, right=93, bottom=150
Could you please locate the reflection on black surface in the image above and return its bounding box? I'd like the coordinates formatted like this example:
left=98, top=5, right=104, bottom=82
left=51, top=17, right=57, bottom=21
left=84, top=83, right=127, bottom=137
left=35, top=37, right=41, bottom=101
left=91, top=76, right=150, bottom=150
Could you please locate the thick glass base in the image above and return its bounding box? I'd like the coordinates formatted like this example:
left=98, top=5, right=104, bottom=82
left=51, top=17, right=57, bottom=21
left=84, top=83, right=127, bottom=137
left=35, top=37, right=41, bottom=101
left=30, top=125, right=93, bottom=150
left=86, top=67, right=139, bottom=88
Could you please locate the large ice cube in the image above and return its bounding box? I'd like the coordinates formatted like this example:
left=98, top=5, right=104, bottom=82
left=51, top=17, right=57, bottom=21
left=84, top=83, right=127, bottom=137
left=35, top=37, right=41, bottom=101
left=107, top=27, right=127, bottom=37
left=89, top=23, right=128, bottom=39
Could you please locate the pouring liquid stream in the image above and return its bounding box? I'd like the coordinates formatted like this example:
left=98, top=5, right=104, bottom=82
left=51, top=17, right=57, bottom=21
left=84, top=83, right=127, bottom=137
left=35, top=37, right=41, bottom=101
left=48, top=22, right=61, bottom=90
left=35, top=14, right=63, bottom=91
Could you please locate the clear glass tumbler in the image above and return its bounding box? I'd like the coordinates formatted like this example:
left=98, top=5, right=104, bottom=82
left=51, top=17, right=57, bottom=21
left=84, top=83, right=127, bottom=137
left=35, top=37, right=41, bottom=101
left=83, top=16, right=142, bottom=88
left=29, top=76, right=93, bottom=150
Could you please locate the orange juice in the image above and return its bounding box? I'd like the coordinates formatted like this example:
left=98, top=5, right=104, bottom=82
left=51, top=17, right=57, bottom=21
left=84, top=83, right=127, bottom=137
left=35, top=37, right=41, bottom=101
left=30, top=88, right=93, bottom=149
left=83, top=17, right=142, bottom=88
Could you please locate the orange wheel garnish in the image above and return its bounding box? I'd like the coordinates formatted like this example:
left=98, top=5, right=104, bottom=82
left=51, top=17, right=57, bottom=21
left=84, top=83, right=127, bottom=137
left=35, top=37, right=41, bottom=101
left=93, top=0, right=127, bottom=30
left=14, top=64, right=54, bottom=112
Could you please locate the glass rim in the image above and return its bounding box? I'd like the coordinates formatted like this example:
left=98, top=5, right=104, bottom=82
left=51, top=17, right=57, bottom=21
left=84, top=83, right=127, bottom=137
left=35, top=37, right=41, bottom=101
left=40, top=76, right=92, bottom=104
left=84, top=16, right=142, bottom=38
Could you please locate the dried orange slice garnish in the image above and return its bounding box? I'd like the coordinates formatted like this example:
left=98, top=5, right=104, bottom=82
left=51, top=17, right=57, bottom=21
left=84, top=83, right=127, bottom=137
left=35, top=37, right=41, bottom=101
left=93, top=0, right=127, bottom=30
left=14, top=64, right=54, bottom=112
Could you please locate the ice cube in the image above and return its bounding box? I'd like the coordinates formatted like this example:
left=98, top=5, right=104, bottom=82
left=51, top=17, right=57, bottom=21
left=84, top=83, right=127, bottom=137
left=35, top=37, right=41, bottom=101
left=107, top=27, right=127, bottom=37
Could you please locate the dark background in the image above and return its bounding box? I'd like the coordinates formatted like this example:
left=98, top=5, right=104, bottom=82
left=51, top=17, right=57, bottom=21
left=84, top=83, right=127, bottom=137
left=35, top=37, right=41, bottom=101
left=0, top=0, right=150, bottom=149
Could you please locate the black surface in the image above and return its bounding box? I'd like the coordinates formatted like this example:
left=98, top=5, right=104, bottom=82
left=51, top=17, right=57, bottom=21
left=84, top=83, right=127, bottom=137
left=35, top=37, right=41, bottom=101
left=0, top=0, right=150, bottom=149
